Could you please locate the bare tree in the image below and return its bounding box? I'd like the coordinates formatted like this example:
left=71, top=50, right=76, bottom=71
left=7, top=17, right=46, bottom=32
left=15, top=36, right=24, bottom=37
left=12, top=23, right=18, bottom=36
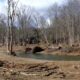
left=7, top=0, right=19, bottom=54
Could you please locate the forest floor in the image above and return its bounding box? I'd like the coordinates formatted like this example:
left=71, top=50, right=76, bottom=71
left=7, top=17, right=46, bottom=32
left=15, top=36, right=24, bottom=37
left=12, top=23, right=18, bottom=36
left=1, top=44, right=80, bottom=56
left=0, top=45, right=80, bottom=79
left=0, top=53, right=80, bottom=80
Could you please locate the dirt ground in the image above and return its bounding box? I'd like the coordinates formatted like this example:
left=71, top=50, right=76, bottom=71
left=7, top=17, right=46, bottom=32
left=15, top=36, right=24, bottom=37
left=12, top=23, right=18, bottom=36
left=0, top=45, right=80, bottom=80
left=0, top=53, right=79, bottom=80
left=1, top=44, right=80, bottom=56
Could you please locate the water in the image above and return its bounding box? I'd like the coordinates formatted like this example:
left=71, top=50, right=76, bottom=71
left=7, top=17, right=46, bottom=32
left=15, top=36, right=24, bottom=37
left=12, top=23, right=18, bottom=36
left=17, top=52, right=80, bottom=61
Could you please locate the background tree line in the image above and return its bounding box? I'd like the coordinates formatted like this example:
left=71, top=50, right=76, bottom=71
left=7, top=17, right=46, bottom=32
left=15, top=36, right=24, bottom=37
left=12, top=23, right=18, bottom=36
left=0, top=0, right=80, bottom=53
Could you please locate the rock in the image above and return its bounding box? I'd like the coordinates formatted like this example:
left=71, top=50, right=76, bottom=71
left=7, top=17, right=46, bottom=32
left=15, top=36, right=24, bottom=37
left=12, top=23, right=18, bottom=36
left=5, top=71, right=11, bottom=76
left=58, top=46, right=62, bottom=50
left=28, top=64, right=39, bottom=69
left=40, top=66, right=48, bottom=71
left=58, top=72, right=66, bottom=78
left=0, top=61, right=5, bottom=67
left=32, top=46, right=44, bottom=53
left=25, top=48, right=32, bottom=53
left=45, top=71, right=56, bottom=76
left=74, top=65, right=80, bottom=69
left=53, top=66, right=59, bottom=70
left=11, top=71, right=18, bottom=75
left=11, top=52, right=16, bottom=56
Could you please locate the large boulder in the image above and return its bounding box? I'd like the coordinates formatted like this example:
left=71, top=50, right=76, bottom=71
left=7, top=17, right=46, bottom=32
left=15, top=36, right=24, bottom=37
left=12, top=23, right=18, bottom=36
left=32, top=46, right=44, bottom=53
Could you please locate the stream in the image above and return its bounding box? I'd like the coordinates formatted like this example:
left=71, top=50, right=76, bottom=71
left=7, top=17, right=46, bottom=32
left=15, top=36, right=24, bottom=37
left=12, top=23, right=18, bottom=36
left=17, top=52, right=80, bottom=61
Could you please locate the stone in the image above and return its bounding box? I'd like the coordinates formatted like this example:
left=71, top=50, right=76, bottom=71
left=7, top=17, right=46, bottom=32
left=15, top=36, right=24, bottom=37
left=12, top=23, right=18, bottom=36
left=11, top=52, right=16, bottom=56
left=32, top=46, right=44, bottom=53
left=25, top=48, right=32, bottom=53
left=0, top=61, right=5, bottom=67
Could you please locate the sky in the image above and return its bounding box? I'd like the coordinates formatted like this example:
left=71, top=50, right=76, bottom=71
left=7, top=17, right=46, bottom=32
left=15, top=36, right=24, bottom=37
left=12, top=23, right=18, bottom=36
left=0, top=0, right=66, bottom=26
left=19, top=0, right=65, bottom=9
left=0, top=0, right=65, bottom=14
